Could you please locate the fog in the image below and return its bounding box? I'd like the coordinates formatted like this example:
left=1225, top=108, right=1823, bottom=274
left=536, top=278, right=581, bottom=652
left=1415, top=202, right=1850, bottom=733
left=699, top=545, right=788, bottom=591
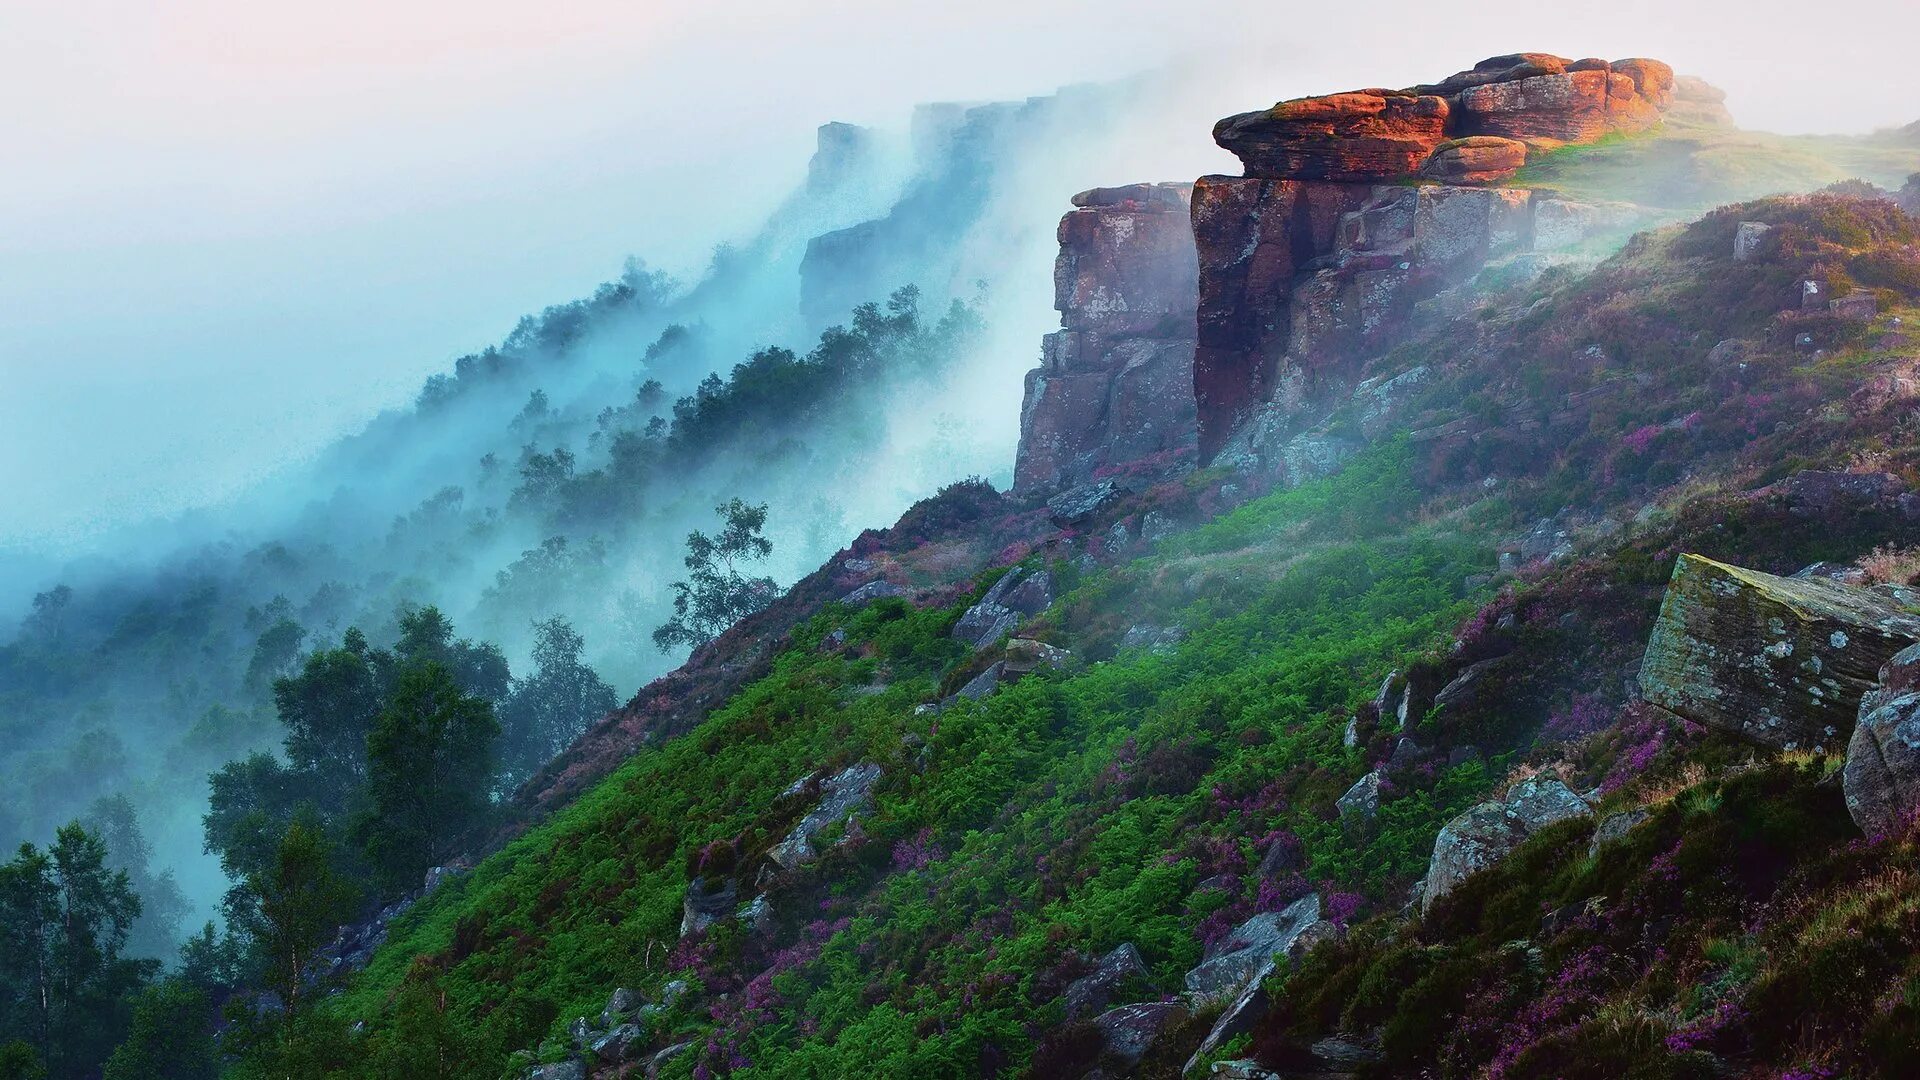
left=2, top=0, right=1918, bottom=960
left=5, top=0, right=1918, bottom=554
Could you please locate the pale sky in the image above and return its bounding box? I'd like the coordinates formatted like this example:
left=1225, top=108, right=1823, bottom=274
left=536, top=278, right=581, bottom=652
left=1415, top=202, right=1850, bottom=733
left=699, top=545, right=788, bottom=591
left=3, top=0, right=1917, bottom=553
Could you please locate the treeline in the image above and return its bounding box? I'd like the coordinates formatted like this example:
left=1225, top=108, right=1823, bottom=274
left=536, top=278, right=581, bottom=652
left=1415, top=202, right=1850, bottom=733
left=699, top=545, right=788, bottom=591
left=0, top=606, right=615, bottom=1080
left=503, top=285, right=982, bottom=533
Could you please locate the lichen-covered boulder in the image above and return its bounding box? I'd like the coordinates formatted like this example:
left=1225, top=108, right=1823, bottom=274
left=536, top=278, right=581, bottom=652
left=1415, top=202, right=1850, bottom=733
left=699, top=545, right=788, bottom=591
left=1094, top=1000, right=1188, bottom=1066
left=1336, top=770, right=1383, bottom=824
left=769, top=763, right=882, bottom=870
left=1183, top=893, right=1322, bottom=1002
left=678, top=876, right=738, bottom=938
left=1422, top=777, right=1590, bottom=913
left=1062, top=942, right=1147, bottom=1019
left=1845, top=643, right=1920, bottom=835
left=1638, top=554, right=1920, bottom=753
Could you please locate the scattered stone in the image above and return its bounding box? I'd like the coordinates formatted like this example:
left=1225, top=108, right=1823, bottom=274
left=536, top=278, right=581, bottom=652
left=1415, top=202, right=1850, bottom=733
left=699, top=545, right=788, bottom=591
left=1734, top=221, right=1772, bottom=262
left=1183, top=894, right=1323, bottom=1002
left=1209, top=1060, right=1281, bottom=1079
left=600, top=987, right=637, bottom=1029
left=1047, top=479, right=1125, bottom=525
left=1423, top=777, right=1591, bottom=913
left=1433, top=658, right=1507, bottom=713
left=1120, top=623, right=1187, bottom=654
left=529, top=1063, right=584, bottom=1080
left=1309, top=1033, right=1386, bottom=1070
left=644, top=1040, right=693, bottom=1078
left=841, top=580, right=906, bottom=606
left=679, top=876, right=738, bottom=938
left=1638, top=553, right=1920, bottom=753
left=769, top=762, right=883, bottom=870
left=590, top=1024, right=646, bottom=1064
left=1062, top=943, right=1147, bottom=1019
left=1256, top=835, right=1303, bottom=878
left=1832, top=292, right=1880, bottom=321
left=1094, top=1000, right=1188, bottom=1066
left=1587, top=807, right=1651, bottom=857
left=1337, top=771, right=1384, bottom=824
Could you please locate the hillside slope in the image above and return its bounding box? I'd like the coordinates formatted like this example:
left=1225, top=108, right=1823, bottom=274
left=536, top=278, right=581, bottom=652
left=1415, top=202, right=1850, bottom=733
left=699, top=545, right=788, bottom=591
left=292, top=53, right=1920, bottom=1080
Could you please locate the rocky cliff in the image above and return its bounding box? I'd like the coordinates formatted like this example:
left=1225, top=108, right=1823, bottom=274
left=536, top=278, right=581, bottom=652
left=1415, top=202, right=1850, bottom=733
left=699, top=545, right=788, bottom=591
left=1193, top=53, right=1674, bottom=457
left=1012, top=183, right=1199, bottom=495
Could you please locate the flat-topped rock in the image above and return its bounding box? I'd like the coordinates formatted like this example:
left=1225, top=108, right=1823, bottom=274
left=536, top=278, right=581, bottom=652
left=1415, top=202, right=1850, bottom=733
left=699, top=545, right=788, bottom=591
left=1215, top=91, right=1450, bottom=182
left=1454, top=57, right=1672, bottom=148
left=1639, top=554, right=1920, bottom=753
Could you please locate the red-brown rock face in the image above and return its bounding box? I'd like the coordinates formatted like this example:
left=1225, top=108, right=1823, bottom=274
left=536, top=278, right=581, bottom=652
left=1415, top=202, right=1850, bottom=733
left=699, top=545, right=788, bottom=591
left=1014, top=183, right=1200, bottom=495
left=1454, top=65, right=1661, bottom=147
left=1215, top=93, right=1451, bottom=182
left=1419, top=137, right=1529, bottom=185
left=1191, top=177, right=1374, bottom=453
left=1192, top=53, right=1680, bottom=458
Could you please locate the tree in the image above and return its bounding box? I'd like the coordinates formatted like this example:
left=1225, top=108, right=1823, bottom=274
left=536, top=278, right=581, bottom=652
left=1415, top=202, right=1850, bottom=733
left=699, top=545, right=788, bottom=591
left=0, top=1042, right=44, bottom=1080
left=359, top=663, right=499, bottom=892
left=393, top=607, right=511, bottom=704
left=495, top=618, right=617, bottom=789
left=231, top=822, right=353, bottom=1030
left=176, top=922, right=247, bottom=996
left=204, top=753, right=319, bottom=888
left=243, top=616, right=306, bottom=695
left=0, top=844, right=57, bottom=1064
left=100, top=980, right=217, bottom=1080
left=271, top=628, right=386, bottom=817
left=653, top=499, right=779, bottom=652
left=361, top=961, right=481, bottom=1080
left=0, top=826, right=147, bottom=1077
left=81, top=796, right=189, bottom=959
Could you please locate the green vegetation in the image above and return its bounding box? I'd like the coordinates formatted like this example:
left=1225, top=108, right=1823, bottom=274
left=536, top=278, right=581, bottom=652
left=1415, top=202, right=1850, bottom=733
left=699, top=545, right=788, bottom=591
left=309, top=446, right=1498, bottom=1076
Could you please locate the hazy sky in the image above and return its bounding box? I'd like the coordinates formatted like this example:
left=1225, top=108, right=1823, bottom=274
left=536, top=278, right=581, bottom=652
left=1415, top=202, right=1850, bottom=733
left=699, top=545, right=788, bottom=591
left=3, top=0, right=1917, bottom=554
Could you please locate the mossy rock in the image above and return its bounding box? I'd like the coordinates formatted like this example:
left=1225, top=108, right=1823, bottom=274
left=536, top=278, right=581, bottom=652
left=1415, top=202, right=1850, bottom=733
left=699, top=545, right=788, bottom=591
left=1638, top=553, right=1920, bottom=752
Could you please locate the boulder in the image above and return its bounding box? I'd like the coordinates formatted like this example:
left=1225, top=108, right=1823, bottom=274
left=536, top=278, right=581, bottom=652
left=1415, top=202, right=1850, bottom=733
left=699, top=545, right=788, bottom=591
left=1336, top=770, right=1383, bottom=824
left=1062, top=942, right=1147, bottom=1018
left=1420, top=136, right=1528, bottom=184
left=599, top=987, right=638, bottom=1029
left=644, top=1041, right=693, bottom=1078
left=952, top=567, right=1056, bottom=648
left=1048, top=480, right=1125, bottom=525
left=1845, top=643, right=1920, bottom=835
left=1669, top=74, right=1736, bottom=127
left=1734, top=221, right=1772, bottom=262
left=1638, top=554, right=1920, bottom=753
left=1587, top=807, right=1651, bottom=858
left=841, top=579, right=906, bottom=606
left=1183, top=893, right=1322, bottom=1002
left=1214, top=92, right=1451, bottom=182
left=1094, top=1000, right=1188, bottom=1066
left=1184, top=976, right=1276, bottom=1076
left=1832, top=292, right=1880, bottom=321
left=529, top=1064, right=584, bottom=1080
left=1422, top=777, right=1590, bottom=913
left=590, top=1024, right=646, bottom=1064
left=769, top=762, right=883, bottom=870
left=678, top=876, right=738, bottom=938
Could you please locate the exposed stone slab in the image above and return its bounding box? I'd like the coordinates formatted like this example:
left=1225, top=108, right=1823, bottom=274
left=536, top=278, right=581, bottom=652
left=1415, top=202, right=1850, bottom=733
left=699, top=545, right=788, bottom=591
left=1638, top=554, right=1920, bottom=753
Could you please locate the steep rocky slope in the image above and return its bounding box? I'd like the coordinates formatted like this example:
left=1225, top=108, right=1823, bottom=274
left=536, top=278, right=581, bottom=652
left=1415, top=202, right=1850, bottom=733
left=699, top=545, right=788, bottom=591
left=305, top=52, right=1920, bottom=1080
